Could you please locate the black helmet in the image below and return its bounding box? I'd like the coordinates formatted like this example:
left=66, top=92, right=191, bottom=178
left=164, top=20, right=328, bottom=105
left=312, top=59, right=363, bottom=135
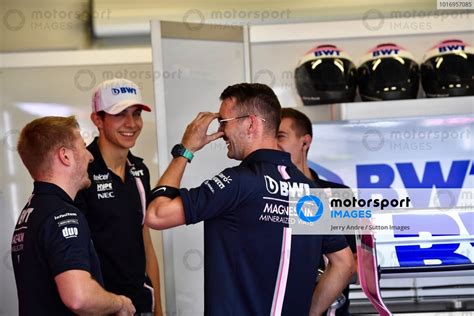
left=358, top=43, right=419, bottom=101
left=295, top=44, right=357, bottom=106
left=421, top=39, right=474, bottom=97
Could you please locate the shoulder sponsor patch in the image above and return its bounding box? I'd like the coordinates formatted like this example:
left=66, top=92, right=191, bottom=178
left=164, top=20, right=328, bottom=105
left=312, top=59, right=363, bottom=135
left=57, top=219, right=79, bottom=227
left=54, top=212, right=80, bottom=227
left=211, top=172, right=233, bottom=190
left=62, top=226, right=79, bottom=239
left=54, top=212, right=77, bottom=221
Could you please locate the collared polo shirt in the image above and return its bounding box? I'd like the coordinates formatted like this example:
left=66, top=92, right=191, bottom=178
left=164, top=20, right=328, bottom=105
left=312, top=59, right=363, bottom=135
left=179, top=149, right=348, bottom=315
left=12, top=181, right=103, bottom=316
left=76, top=138, right=153, bottom=312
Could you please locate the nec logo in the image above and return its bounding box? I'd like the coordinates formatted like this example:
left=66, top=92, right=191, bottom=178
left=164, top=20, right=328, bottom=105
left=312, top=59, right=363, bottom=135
left=264, top=175, right=310, bottom=198
left=97, top=182, right=113, bottom=192
left=62, top=227, right=78, bottom=239
left=98, top=192, right=115, bottom=199
left=111, top=87, right=137, bottom=95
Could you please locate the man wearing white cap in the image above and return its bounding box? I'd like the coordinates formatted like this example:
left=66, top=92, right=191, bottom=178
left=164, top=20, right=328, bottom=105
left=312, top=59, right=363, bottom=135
left=76, top=78, right=163, bottom=316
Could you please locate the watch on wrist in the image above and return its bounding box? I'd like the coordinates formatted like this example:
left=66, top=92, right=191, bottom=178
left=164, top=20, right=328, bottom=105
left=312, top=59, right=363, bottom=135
left=171, top=143, right=194, bottom=162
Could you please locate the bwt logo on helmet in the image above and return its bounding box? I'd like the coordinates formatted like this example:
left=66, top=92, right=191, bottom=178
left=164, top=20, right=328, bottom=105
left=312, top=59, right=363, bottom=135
left=111, top=86, right=137, bottom=95
left=264, top=175, right=310, bottom=197
left=314, top=49, right=340, bottom=57
left=372, top=48, right=400, bottom=57
left=439, top=44, right=465, bottom=53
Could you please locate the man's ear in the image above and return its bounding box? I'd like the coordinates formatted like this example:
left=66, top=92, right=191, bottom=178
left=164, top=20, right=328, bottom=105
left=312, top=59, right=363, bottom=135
left=302, top=134, right=312, bottom=151
left=90, top=112, right=103, bottom=129
left=248, top=115, right=258, bottom=132
left=57, top=147, right=72, bottom=166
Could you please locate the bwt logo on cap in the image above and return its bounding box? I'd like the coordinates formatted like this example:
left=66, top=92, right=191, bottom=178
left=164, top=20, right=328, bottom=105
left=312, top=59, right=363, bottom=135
left=111, top=87, right=138, bottom=95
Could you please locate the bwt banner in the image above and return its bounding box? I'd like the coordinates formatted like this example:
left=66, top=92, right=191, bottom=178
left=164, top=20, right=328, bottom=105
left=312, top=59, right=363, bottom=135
left=308, top=116, right=473, bottom=190
left=288, top=188, right=473, bottom=236
left=306, top=115, right=473, bottom=268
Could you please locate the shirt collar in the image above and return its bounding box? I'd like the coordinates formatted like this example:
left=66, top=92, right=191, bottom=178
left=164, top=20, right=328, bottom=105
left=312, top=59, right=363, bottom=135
left=240, top=149, right=292, bottom=167
left=309, top=168, right=321, bottom=181
left=33, top=181, right=74, bottom=203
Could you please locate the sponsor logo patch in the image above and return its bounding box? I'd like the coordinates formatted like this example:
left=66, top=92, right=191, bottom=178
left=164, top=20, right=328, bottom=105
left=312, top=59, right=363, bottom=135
left=264, top=175, right=310, bottom=197
left=62, top=226, right=79, bottom=239
left=93, top=173, right=110, bottom=181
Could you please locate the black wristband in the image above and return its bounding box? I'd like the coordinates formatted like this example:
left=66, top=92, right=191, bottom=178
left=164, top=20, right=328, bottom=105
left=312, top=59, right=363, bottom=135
left=150, top=185, right=180, bottom=200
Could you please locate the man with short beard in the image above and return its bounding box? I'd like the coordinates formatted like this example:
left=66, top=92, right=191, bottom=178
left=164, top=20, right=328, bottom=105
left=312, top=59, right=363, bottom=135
left=12, top=116, right=135, bottom=316
left=146, top=83, right=354, bottom=315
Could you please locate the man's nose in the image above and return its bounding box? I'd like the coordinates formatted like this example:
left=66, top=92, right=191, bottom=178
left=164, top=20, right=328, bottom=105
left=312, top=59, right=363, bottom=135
left=124, top=113, right=136, bottom=127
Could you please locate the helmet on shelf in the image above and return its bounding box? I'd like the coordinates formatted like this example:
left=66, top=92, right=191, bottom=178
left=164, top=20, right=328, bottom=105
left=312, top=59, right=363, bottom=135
left=421, top=39, right=474, bottom=98
left=295, top=44, right=357, bottom=106
left=358, top=43, right=419, bottom=101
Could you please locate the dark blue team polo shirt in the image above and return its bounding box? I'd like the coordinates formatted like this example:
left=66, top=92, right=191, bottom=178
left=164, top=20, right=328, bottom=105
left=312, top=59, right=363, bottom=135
left=75, top=138, right=153, bottom=312
left=11, top=182, right=103, bottom=316
left=179, top=149, right=348, bottom=315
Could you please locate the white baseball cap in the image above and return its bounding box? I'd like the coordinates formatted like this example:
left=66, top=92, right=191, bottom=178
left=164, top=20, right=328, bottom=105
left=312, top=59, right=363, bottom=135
left=92, top=78, right=152, bottom=114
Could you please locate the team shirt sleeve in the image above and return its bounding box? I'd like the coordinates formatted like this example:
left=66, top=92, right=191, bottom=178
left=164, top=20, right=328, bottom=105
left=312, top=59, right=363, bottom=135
left=39, top=209, right=93, bottom=277
left=321, top=234, right=349, bottom=255
left=179, top=168, right=242, bottom=225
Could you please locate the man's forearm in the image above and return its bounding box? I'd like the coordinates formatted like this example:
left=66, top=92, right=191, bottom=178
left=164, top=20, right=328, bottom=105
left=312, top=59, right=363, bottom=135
left=156, top=157, right=188, bottom=187
left=56, top=270, right=133, bottom=315
left=146, top=157, right=188, bottom=229
left=309, top=265, right=346, bottom=315
left=78, top=279, right=125, bottom=315
left=146, top=112, right=222, bottom=230
left=309, top=248, right=355, bottom=316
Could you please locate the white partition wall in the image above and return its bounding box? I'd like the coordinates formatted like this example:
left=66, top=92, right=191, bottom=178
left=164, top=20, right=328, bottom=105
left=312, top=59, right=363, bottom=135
left=150, top=21, right=247, bottom=315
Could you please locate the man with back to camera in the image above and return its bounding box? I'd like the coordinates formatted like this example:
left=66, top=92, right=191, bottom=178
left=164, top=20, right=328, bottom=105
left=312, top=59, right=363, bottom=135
left=12, top=116, right=135, bottom=316
left=278, top=107, right=358, bottom=315
left=75, top=78, right=163, bottom=316
left=145, top=83, right=355, bottom=315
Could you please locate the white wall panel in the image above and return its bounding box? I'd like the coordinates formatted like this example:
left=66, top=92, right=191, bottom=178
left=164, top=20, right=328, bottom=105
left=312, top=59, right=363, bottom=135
left=151, top=21, right=245, bottom=315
